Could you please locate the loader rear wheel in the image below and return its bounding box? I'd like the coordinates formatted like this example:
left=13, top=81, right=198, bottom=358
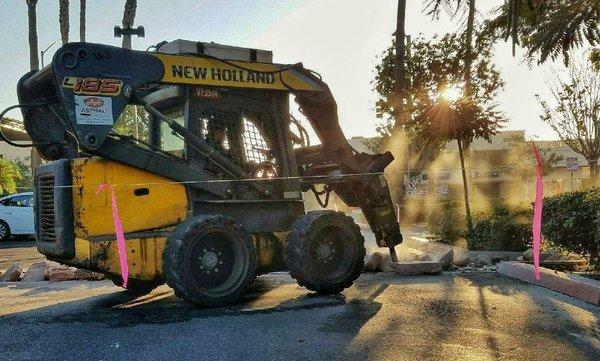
left=285, top=210, right=365, bottom=294
left=163, top=215, right=257, bottom=307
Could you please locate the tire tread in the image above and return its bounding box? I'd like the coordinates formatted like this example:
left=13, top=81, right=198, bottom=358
left=163, top=214, right=257, bottom=307
left=285, top=210, right=365, bottom=294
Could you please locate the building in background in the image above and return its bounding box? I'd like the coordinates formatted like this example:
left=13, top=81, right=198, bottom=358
left=347, top=130, right=595, bottom=206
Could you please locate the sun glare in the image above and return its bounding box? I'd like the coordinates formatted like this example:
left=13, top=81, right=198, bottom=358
left=440, top=85, right=463, bottom=102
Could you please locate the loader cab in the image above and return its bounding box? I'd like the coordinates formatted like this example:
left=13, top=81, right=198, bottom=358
left=144, top=84, right=296, bottom=180
left=143, top=40, right=297, bottom=181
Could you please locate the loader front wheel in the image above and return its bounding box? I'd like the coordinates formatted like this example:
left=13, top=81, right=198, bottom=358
left=285, top=210, right=365, bottom=294
left=164, top=215, right=257, bottom=307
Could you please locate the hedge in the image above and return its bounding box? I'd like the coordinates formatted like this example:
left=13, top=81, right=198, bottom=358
left=542, top=187, right=600, bottom=267
left=468, top=204, right=532, bottom=252
left=427, top=201, right=532, bottom=251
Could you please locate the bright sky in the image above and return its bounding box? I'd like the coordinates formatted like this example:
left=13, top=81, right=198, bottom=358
left=0, top=0, right=567, bottom=140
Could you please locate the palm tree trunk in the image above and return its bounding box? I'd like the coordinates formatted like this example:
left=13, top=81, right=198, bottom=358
left=464, top=0, right=476, bottom=94
left=26, top=0, right=39, bottom=71
left=26, top=0, right=42, bottom=176
left=79, top=0, right=86, bottom=42
left=122, top=0, right=137, bottom=50
left=457, top=138, right=474, bottom=235
left=394, top=0, right=407, bottom=128
left=59, top=0, right=69, bottom=45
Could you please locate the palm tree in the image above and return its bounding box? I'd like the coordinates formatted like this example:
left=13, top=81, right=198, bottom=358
left=25, top=0, right=42, bottom=175
left=394, top=0, right=407, bottom=128
left=79, top=0, right=86, bottom=42
left=59, top=0, right=69, bottom=45
left=121, top=0, right=137, bottom=49
left=26, top=0, right=39, bottom=71
left=485, top=0, right=600, bottom=65
left=463, top=1, right=476, bottom=94
left=424, top=0, right=477, bottom=92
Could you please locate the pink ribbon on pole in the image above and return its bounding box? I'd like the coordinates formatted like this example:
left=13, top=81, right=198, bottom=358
left=97, top=184, right=129, bottom=288
left=531, top=143, right=544, bottom=280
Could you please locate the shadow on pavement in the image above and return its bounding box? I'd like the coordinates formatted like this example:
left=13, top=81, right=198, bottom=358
left=3, top=271, right=599, bottom=360
left=336, top=272, right=600, bottom=360
left=470, top=273, right=599, bottom=361
left=318, top=284, right=386, bottom=334
left=0, top=276, right=351, bottom=328
left=0, top=239, right=36, bottom=249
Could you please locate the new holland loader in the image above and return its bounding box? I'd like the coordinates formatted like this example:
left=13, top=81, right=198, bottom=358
left=2, top=40, right=402, bottom=307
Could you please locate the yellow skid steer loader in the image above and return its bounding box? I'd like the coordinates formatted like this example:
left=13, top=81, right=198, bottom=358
left=2, top=40, right=402, bottom=307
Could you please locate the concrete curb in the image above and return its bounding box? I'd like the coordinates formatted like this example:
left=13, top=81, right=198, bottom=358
left=497, top=261, right=600, bottom=306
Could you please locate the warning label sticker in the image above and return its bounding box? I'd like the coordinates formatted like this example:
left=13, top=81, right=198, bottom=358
left=75, top=95, right=113, bottom=125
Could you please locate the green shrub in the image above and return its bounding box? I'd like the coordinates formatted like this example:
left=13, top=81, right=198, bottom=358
left=427, top=201, right=465, bottom=244
left=428, top=201, right=532, bottom=250
left=542, top=187, right=600, bottom=267
left=468, top=204, right=532, bottom=252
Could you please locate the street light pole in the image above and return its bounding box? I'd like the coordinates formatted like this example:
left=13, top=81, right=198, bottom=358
left=40, top=41, right=57, bottom=68
left=114, top=25, right=145, bottom=139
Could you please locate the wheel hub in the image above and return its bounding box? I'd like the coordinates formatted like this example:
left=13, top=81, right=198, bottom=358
left=200, top=249, right=219, bottom=270
left=317, top=242, right=335, bottom=261
left=0, top=224, right=6, bottom=238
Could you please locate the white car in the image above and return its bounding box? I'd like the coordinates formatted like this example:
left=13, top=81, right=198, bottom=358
left=0, top=192, right=35, bottom=241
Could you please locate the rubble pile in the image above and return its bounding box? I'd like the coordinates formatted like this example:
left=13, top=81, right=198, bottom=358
left=363, top=237, right=515, bottom=275
left=0, top=261, right=105, bottom=283
left=362, top=236, right=588, bottom=276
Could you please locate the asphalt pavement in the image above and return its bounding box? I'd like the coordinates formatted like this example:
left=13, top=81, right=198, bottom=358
left=0, top=239, right=43, bottom=270
left=1, top=271, right=599, bottom=360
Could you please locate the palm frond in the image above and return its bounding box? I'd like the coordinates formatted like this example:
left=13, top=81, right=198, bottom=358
left=423, top=0, right=468, bottom=20
left=484, top=0, right=600, bottom=65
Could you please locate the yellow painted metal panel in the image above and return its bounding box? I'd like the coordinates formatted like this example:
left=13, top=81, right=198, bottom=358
left=72, top=237, right=167, bottom=280
left=154, top=53, right=319, bottom=91
left=71, top=157, right=188, bottom=237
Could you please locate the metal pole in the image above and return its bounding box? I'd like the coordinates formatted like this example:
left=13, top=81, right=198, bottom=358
left=40, top=41, right=57, bottom=68
left=133, top=105, right=139, bottom=139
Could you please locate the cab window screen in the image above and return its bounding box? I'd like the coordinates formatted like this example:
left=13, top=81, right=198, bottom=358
left=160, top=108, right=185, bottom=157
left=242, top=117, right=270, bottom=164
left=114, top=105, right=150, bottom=142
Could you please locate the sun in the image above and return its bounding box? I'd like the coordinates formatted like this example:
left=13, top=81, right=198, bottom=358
left=440, top=85, right=463, bottom=102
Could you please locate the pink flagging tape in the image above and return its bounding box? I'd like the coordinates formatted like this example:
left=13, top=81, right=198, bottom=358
left=96, top=184, right=129, bottom=288
left=531, top=143, right=544, bottom=281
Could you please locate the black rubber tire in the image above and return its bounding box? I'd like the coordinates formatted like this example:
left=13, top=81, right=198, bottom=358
left=163, top=214, right=257, bottom=307
left=109, top=277, right=164, bottom=295
left=285, top=210, right=365, bottom=294
left=0, top=220, right=10, bottom=242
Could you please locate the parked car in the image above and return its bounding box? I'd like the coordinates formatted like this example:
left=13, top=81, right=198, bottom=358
left=0, top=192, right=35, bottom=241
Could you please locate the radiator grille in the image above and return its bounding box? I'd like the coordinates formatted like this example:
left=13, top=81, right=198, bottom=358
left=38, top=174, right=56, bottom=242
